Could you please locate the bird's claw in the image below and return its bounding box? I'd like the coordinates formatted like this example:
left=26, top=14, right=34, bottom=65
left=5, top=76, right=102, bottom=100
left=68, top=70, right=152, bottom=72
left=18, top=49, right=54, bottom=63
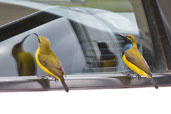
left=136, top=74, right=142, bottom=80
left=127, top=73, right=134, bottom=79
left=37, top=75, right=55, bottom=81
left=46, top=76, right=56, bottom=81
left=126, top=73, right=142, bottom=80
left=55, top=79, right=59, bottom=82
left=37, top=75, right=46, bottom=79
left=40, top=76, right=49, bottom=80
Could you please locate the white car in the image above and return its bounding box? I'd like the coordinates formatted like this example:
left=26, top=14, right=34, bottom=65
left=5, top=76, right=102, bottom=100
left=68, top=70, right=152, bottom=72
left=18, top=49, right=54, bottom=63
left=0, top=0, right=170, bottom=114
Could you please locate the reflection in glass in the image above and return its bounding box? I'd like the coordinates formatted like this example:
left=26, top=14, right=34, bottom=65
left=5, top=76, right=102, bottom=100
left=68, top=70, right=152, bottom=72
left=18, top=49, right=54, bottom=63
left=96, top=42, right=118, bottom=72
left=0, top=0, right=165, bottom=78
left=12, top=35, right=36, bottom=76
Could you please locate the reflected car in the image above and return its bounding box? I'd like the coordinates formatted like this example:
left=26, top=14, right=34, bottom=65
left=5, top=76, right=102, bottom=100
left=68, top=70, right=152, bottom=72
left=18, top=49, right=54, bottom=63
left=0, top=0, right=170, bottom=91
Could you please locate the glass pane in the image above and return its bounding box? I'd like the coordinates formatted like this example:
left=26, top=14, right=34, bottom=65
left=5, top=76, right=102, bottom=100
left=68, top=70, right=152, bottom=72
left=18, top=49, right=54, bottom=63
left=0, top=0, right=165, bottom=77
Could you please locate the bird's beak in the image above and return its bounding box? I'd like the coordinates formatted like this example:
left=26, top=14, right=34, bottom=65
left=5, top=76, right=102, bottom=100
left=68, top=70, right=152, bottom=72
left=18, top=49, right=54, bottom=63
left=115, top=34, right=131, bottom=43
left=115, top=34, right=127, bottom=39
left=21, top=34, right=32, bottom=43
left=32, top=33, right=40, bottom=43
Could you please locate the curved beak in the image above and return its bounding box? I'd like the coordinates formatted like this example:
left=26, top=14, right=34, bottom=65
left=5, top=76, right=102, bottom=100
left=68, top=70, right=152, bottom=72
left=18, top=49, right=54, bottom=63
left=21, top=33, right=39, bottom=43
left=32, top=33, right=40, bottom=43
left=21, top=34, right=32, bottom=43
left=115, top=34, right=131, bottom=43
left=115, top=34, right=125, bottom=37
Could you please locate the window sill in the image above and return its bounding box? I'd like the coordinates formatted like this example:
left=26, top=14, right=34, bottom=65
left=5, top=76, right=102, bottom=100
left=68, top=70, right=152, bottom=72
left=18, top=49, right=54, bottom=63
left=0, top=73, right=170, bottom=92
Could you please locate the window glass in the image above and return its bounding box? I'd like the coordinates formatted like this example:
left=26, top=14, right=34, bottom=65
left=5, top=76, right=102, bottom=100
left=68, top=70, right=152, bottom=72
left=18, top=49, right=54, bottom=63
left=0, top=0, right=165, bottom=77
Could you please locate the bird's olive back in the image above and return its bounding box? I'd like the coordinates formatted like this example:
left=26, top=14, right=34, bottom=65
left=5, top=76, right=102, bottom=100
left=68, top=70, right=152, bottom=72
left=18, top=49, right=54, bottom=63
left=38, top=36, right=51, bottom=53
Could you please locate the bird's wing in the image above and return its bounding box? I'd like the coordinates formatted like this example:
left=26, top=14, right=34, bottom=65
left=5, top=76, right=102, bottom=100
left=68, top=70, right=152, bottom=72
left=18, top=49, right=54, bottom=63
left=38, top=54, right=69, bottom=92
left=125, top=48, right=152, bottom=76
left=38, top=54, right=64, bottom=79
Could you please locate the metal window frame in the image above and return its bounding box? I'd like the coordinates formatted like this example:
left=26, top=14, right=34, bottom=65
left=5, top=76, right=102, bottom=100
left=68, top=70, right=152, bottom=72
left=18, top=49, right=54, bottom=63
left=142, top=0, right=171, bottom=70
left=0, top=0, right=171, bottom=92
left=0, top=73, right=171, bottom=92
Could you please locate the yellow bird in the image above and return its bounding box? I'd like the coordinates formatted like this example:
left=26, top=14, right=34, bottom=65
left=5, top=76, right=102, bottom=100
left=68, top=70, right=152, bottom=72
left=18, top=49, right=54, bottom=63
left=118, top=34, right=158, bottom=89
left=35, top=34, right=69, bottom=92
left=12, top=34, right=36, bottom=76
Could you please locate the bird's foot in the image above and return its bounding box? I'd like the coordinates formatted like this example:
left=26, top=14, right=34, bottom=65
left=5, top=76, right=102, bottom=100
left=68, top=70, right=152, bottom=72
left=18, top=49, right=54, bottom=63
left=55, top=79, right=58, bottom=82
left=42, top=76, right=48, bottom=79
left=37, top=75, right=55, bottom=81
left=46, top=76, right=56, bottom=81
left=127, top=73, right=135, bottom=79
left=36, top=75, right=45, bottom=79
left=136, top=74, right=142, bottom=80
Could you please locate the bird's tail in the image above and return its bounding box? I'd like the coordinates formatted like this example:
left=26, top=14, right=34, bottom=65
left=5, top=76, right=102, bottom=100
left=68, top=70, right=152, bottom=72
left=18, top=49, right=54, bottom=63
left=61, top=80, right=69, bottom=92
left=148, top=77, right=158, bottom=89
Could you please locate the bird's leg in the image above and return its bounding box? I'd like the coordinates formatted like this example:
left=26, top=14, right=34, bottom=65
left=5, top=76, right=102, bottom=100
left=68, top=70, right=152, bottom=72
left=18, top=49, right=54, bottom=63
left=36, top=74, right=55, bottom=80
left=136, top=74, right=142, bottom=80
left=41, top=76, right=49, bottom=80
left=45, top=75, right=55, bottom=81
left=36, top=74, right=41, bottom=78
left=127, top=73, right=135, bottom=79
left=55, top=79, right=58, bottom=82
left=122, top=71, right=136, bottom=79
left=36, top=74, right=47, bottom=79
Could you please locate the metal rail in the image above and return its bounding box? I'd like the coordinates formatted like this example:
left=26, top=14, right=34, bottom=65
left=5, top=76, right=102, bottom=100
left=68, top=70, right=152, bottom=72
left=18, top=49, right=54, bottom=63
left=0, top=73, right=170, bottom=92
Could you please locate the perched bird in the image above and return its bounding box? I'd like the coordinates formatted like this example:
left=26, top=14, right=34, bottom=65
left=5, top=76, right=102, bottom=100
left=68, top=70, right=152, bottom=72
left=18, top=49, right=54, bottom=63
left=96, top=42, right=118, bottom=71
left=12, top=34, right=36, bottom=76
left=117, top=34, right=158, bottom=89
left=35, top=34, right=69, bottom=92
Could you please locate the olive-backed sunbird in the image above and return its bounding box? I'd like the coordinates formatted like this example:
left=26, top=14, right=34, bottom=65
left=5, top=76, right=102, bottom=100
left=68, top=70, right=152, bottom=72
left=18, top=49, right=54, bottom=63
left=35, top=35, right=69, bottom=92
left=12, top=34, right=36, bottom=76
left=118, top=34, right=158, bottom=89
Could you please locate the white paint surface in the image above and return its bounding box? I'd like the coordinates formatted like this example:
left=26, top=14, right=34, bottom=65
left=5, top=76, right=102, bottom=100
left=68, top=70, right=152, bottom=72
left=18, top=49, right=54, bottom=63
left=0, top=87, right=170, bottom=114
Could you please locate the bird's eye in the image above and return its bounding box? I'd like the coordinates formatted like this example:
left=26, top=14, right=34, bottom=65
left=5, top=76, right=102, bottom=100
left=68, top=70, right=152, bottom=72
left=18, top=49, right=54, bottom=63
left=128, top=36, right=131, bottom=38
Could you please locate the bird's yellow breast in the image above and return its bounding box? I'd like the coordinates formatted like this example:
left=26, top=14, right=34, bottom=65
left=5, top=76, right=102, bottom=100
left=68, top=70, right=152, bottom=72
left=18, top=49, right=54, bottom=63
left=122, top=54, right=150, bottom=78
left=35, top=48, right=61, bottom=81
